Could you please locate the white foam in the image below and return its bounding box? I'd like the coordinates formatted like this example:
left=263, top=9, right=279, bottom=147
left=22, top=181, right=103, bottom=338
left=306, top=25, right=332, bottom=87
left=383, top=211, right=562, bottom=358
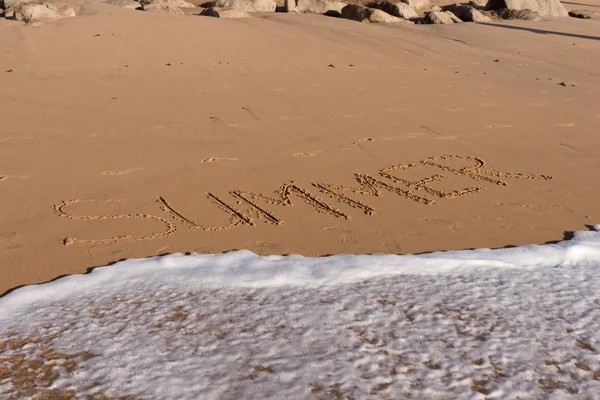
left=1, top=225, right=599, bottom=398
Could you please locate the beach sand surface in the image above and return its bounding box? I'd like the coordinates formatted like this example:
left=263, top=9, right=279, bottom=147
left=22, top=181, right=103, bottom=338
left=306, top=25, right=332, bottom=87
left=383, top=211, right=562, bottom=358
left=0, top=3, right=599, bottom=292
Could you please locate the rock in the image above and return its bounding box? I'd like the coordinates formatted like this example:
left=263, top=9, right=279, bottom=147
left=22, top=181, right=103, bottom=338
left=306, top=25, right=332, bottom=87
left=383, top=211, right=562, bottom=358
left=284, top=0, right=345, bottom=14
left=468, top=0, right=486, bottom=6
left=200, top=0, right=244, bottom=8
left=401, top=0, right=428, bottom=9
left=7, top=0, right=75, bottom=22
left=485, top=0, right=568, bottom=18
left=496, top=7, right=541, bottom=19
left=3, top=0, right=28, bottom=9
left=442, top=4, right=491, bottom=21
left=341, top=3, right=400, bottom=22
left=200, top=6, right=251, bottom=16
left=430, top=5, right=440, bottom=10
left=368, top=1, right=417, bottom=19
left=424, top=10, right=462, bottom=23
left=244, top=0, right=275, bottom=11
left=569, top=9, right=598, bottom=19
left=200, top=0, right=275, bottom=12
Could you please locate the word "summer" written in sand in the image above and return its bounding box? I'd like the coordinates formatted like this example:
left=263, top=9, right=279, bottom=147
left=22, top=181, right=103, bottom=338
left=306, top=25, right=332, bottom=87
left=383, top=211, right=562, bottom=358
left=54, top=155, right=552, bottom=246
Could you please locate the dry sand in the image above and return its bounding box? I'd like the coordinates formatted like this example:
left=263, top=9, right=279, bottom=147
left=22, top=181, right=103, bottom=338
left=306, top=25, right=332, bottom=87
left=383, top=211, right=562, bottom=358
left=0, top=3, right=599, bottom=293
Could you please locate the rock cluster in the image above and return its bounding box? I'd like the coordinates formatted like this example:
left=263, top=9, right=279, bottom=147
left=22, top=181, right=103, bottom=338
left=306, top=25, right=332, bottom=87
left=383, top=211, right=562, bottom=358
left=1, top=0, right=574, bottom=25
left=3, top=0, right=75, bottom=22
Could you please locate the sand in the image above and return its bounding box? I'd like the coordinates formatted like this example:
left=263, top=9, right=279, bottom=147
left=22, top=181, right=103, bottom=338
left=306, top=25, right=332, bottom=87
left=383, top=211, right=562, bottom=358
left=0, top=2, right=599, bottom=293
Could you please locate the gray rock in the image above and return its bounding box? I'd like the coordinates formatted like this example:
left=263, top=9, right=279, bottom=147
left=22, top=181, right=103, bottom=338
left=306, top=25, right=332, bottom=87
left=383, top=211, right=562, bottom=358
left=442, top=4, right=492, bottom=21
left=425, top=10, right=462, bottom=23
left=496, top=7, right=541, bottom=20
left=341, top=3, right=401, bottom=22
left=6, top=0, right=75, bottom=21
left=368, top=1, right=417, bottom=19
left=200, top=6, right=251, bottom=16
left=486, top=0, right=567, bottom=17
left=569, top=9, right=598, bottom=19
left=284, top=0, right=345, bottom=13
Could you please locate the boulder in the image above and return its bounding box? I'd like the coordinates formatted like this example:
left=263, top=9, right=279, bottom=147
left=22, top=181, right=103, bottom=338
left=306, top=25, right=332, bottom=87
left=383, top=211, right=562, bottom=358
left=200, top=0, right=275, bottom=12
left=368, top=1, right=417, bottom=19
left=496, top=7, right=541, bottom=19
left=569, top=9, right=598, bottom=19
left=485, top=0, right=568, bottom=17
left=424, top=10, right=462, bottom=23
left=341, top=3, right=400, bottom=22
left=442, top=4, right=491, bottom=21
left=244, top=0, right=275, bottom=11
left=284, top=0, right=345, bottom=13
left=200, top=6, right=251, bottom=16
left=401, top=0, right=428, bottom=9
left=6, top=0, right=75, bottom=21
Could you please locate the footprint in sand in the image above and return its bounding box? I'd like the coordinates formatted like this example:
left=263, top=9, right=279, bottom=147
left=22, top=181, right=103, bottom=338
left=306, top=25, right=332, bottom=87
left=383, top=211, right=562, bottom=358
left=200, top=157, right=239, bottom=163
left=0, top=231, right=23, bottom=251
left=435, top=135, right=461, bottom=141
left=101, top=168, right=144, bottom=177
left=278, top=116, right=304, bottom=121
left=323, top=227, right=358, bottom=244
left=293, top=151, right=322, bottom=158
left=353, top=134, right=425, bottom=145
left=480, top=103, right=502, bottom=107
left=0, top=136, right=36, bottom=143
left=485, top=124, right=514, bottom=129
left=0, top=176, right=6, bottom=182
left=254, top=240, right=285, bottom=253
left=353, top=137, right=375, bottom=145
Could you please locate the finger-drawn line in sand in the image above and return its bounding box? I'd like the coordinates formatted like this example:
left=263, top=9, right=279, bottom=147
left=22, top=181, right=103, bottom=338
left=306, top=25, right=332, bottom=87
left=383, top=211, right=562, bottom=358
left=58, top=155, right=553, bottom=245
left=160, top=182, right=349, bottom=232
left=53, top=199, right=176, bottom=246
left=157, top=195, right=248, bottom=231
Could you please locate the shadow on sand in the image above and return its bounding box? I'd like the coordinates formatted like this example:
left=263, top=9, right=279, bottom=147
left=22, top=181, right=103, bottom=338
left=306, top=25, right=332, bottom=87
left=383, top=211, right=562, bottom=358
left=480, top=22, right=600, bottom=41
